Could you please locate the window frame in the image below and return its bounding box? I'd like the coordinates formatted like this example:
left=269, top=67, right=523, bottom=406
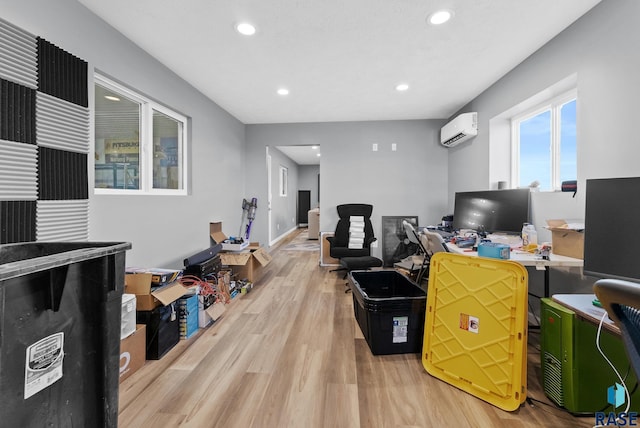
left=94, top=73, right=189, bottom=195
left=510, top=89, right=576, bottom=191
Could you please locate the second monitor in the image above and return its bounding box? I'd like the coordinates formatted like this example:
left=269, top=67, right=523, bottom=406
left=452, top=188, right=531, bottom=234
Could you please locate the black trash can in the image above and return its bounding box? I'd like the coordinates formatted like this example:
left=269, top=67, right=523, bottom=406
left=0, top=241, right=131, bottom=427
left=348, top=270, right=427, bottom=355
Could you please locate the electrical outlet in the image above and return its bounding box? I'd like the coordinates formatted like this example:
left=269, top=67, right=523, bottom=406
left=372, top=143, right=378, bottom=151
left=391, top=143, right=397, bottom=151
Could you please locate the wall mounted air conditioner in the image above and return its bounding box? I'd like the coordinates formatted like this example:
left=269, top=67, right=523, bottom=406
left=440, top=112, right=478, bottom=147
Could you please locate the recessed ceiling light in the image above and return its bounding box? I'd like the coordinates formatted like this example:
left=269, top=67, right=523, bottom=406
left=428, top=10, right=453, bottom=25
left=396, top=83, right=409, bottom=92
left=236, top=22, right=256, bottom=36
left=104, top=95, right=120, bottom=101
left=277, top=88, right=289, bottom=96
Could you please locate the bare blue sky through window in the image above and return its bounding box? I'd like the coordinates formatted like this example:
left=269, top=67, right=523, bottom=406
left=519, top=99, right=576, bottom=190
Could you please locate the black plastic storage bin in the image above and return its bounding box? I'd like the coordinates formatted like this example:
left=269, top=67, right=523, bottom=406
left=137, top=303, right=180, bottom=360
left=348, top=270, right=427, bottom=355
left=0, top=241, right=131, bottom=428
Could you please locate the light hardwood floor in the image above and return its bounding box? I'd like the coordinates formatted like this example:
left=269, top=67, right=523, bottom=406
left=118, top=229, right=594, bottom=427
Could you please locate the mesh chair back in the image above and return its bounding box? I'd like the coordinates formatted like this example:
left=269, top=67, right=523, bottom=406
left=594, top=278, right=640, bottom=380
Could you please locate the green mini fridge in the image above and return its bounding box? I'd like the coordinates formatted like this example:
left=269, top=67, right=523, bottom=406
left=540, top=298, right=639, bottom=414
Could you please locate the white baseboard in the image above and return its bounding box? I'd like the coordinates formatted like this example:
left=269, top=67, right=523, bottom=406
left=269, top=226, right=299, bottom=247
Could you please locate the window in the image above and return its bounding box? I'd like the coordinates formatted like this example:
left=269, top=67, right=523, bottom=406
left=511, top=91, right=576, bottom=191
left=94, top=74, right=188, bottom=194
left=279, top=166, right=288, bottom=197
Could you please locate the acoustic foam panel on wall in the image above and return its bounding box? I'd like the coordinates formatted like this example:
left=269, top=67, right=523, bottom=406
left=0, top=139, right=38, bottom=200
left=36, top=91, right=89, bottom=153
left=0, top=79, right=36, bottom=144
left=0, top=18, right=37, bottom=89
left=0, top=17, right=89, bottom=244
left=37, top=37, right=88, bottom=108
left=38, top=147, right=88, bottom=200
left=37, top=200, right=89, bottom=241
left=0, top=200, right=36, bottom=243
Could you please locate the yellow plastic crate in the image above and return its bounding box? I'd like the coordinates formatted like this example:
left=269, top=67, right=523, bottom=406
left=422, top=252, right=528, bottom=411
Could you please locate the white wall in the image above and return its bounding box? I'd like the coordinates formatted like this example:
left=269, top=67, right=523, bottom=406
left=268, top=147, right=299, bottom=242
left=299, top=165, right=320, bottom=209
left=2, top=0, right=245, bottom=268
left=448, top=0, right=640, bottom=238
left=6, top=0, right=634, bottom=276
left=246, top=120, right=447, bottom=259
left=447, top=0, right=640, bottom=296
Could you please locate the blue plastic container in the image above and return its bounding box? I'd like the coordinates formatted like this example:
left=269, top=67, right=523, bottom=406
left=478, top=242, right=510, bottom=259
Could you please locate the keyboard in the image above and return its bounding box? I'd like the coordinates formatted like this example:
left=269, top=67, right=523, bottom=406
left=429, top=229, right=454, bottom=239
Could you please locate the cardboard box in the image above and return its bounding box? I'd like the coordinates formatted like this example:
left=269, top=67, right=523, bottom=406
left=546, top=219, right=584, bottom=259
left=210, top=222, right=249, bottom=251
left=119, top=324, right=146, bottom=383
left=220, top=246, right=272, bottom=283
left=198, top=294, right=214, bottom=328
left=177, top=294, right=199, bottom=339
left=125, top=273, right=190, bottom=311
left=320, top=231, right=340, bottom=266
left=125, top=267, right=180, bottom=286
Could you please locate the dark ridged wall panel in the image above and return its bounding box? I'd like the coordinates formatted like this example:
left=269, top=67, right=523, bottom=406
left=0, top=79, right=36, bottom=144
left=37, top=38, right=88, bottom=108
left=38, top=147, right=88, bottom=200
left=0, top=17, right=89, bottom=244
left=0, top=200, right=36, bottom=243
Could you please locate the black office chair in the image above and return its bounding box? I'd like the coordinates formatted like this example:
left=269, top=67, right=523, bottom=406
left=327, top=204, right=382, bottom=280
left=593, top=278, right=640, bottom=379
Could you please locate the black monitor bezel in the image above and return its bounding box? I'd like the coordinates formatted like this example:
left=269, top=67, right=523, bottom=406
left=583, top=176, right=640, bottom=283
left=452, top=188, right=531, bottom=235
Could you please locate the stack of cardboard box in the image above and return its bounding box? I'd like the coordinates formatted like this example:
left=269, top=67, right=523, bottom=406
left=124, top=269, right=189, bottom=361
left=210, top=222, right=272, bottom=283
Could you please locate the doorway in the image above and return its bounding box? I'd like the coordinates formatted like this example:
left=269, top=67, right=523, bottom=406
left=267, top=145, right=320, bottom=245
left=297, top=190, right=311, bottom=225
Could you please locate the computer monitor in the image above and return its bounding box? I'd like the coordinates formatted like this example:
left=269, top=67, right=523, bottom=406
left=583, top=176, right=640, bottom=282
left=452, top=188, right=531, bottom=234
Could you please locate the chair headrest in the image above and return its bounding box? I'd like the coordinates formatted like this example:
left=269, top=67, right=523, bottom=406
left=403, top=221, right=420, bottom=245
left=336, top=204, right=373, bottom=219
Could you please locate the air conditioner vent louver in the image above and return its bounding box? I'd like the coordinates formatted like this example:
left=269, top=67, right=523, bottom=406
left=443, top=132, right=466, bottom=147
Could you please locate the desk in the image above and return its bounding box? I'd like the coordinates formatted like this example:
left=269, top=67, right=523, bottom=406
left=552, top=293, right=619, bottom=336
left=447, top=243, right=583, bottom=297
